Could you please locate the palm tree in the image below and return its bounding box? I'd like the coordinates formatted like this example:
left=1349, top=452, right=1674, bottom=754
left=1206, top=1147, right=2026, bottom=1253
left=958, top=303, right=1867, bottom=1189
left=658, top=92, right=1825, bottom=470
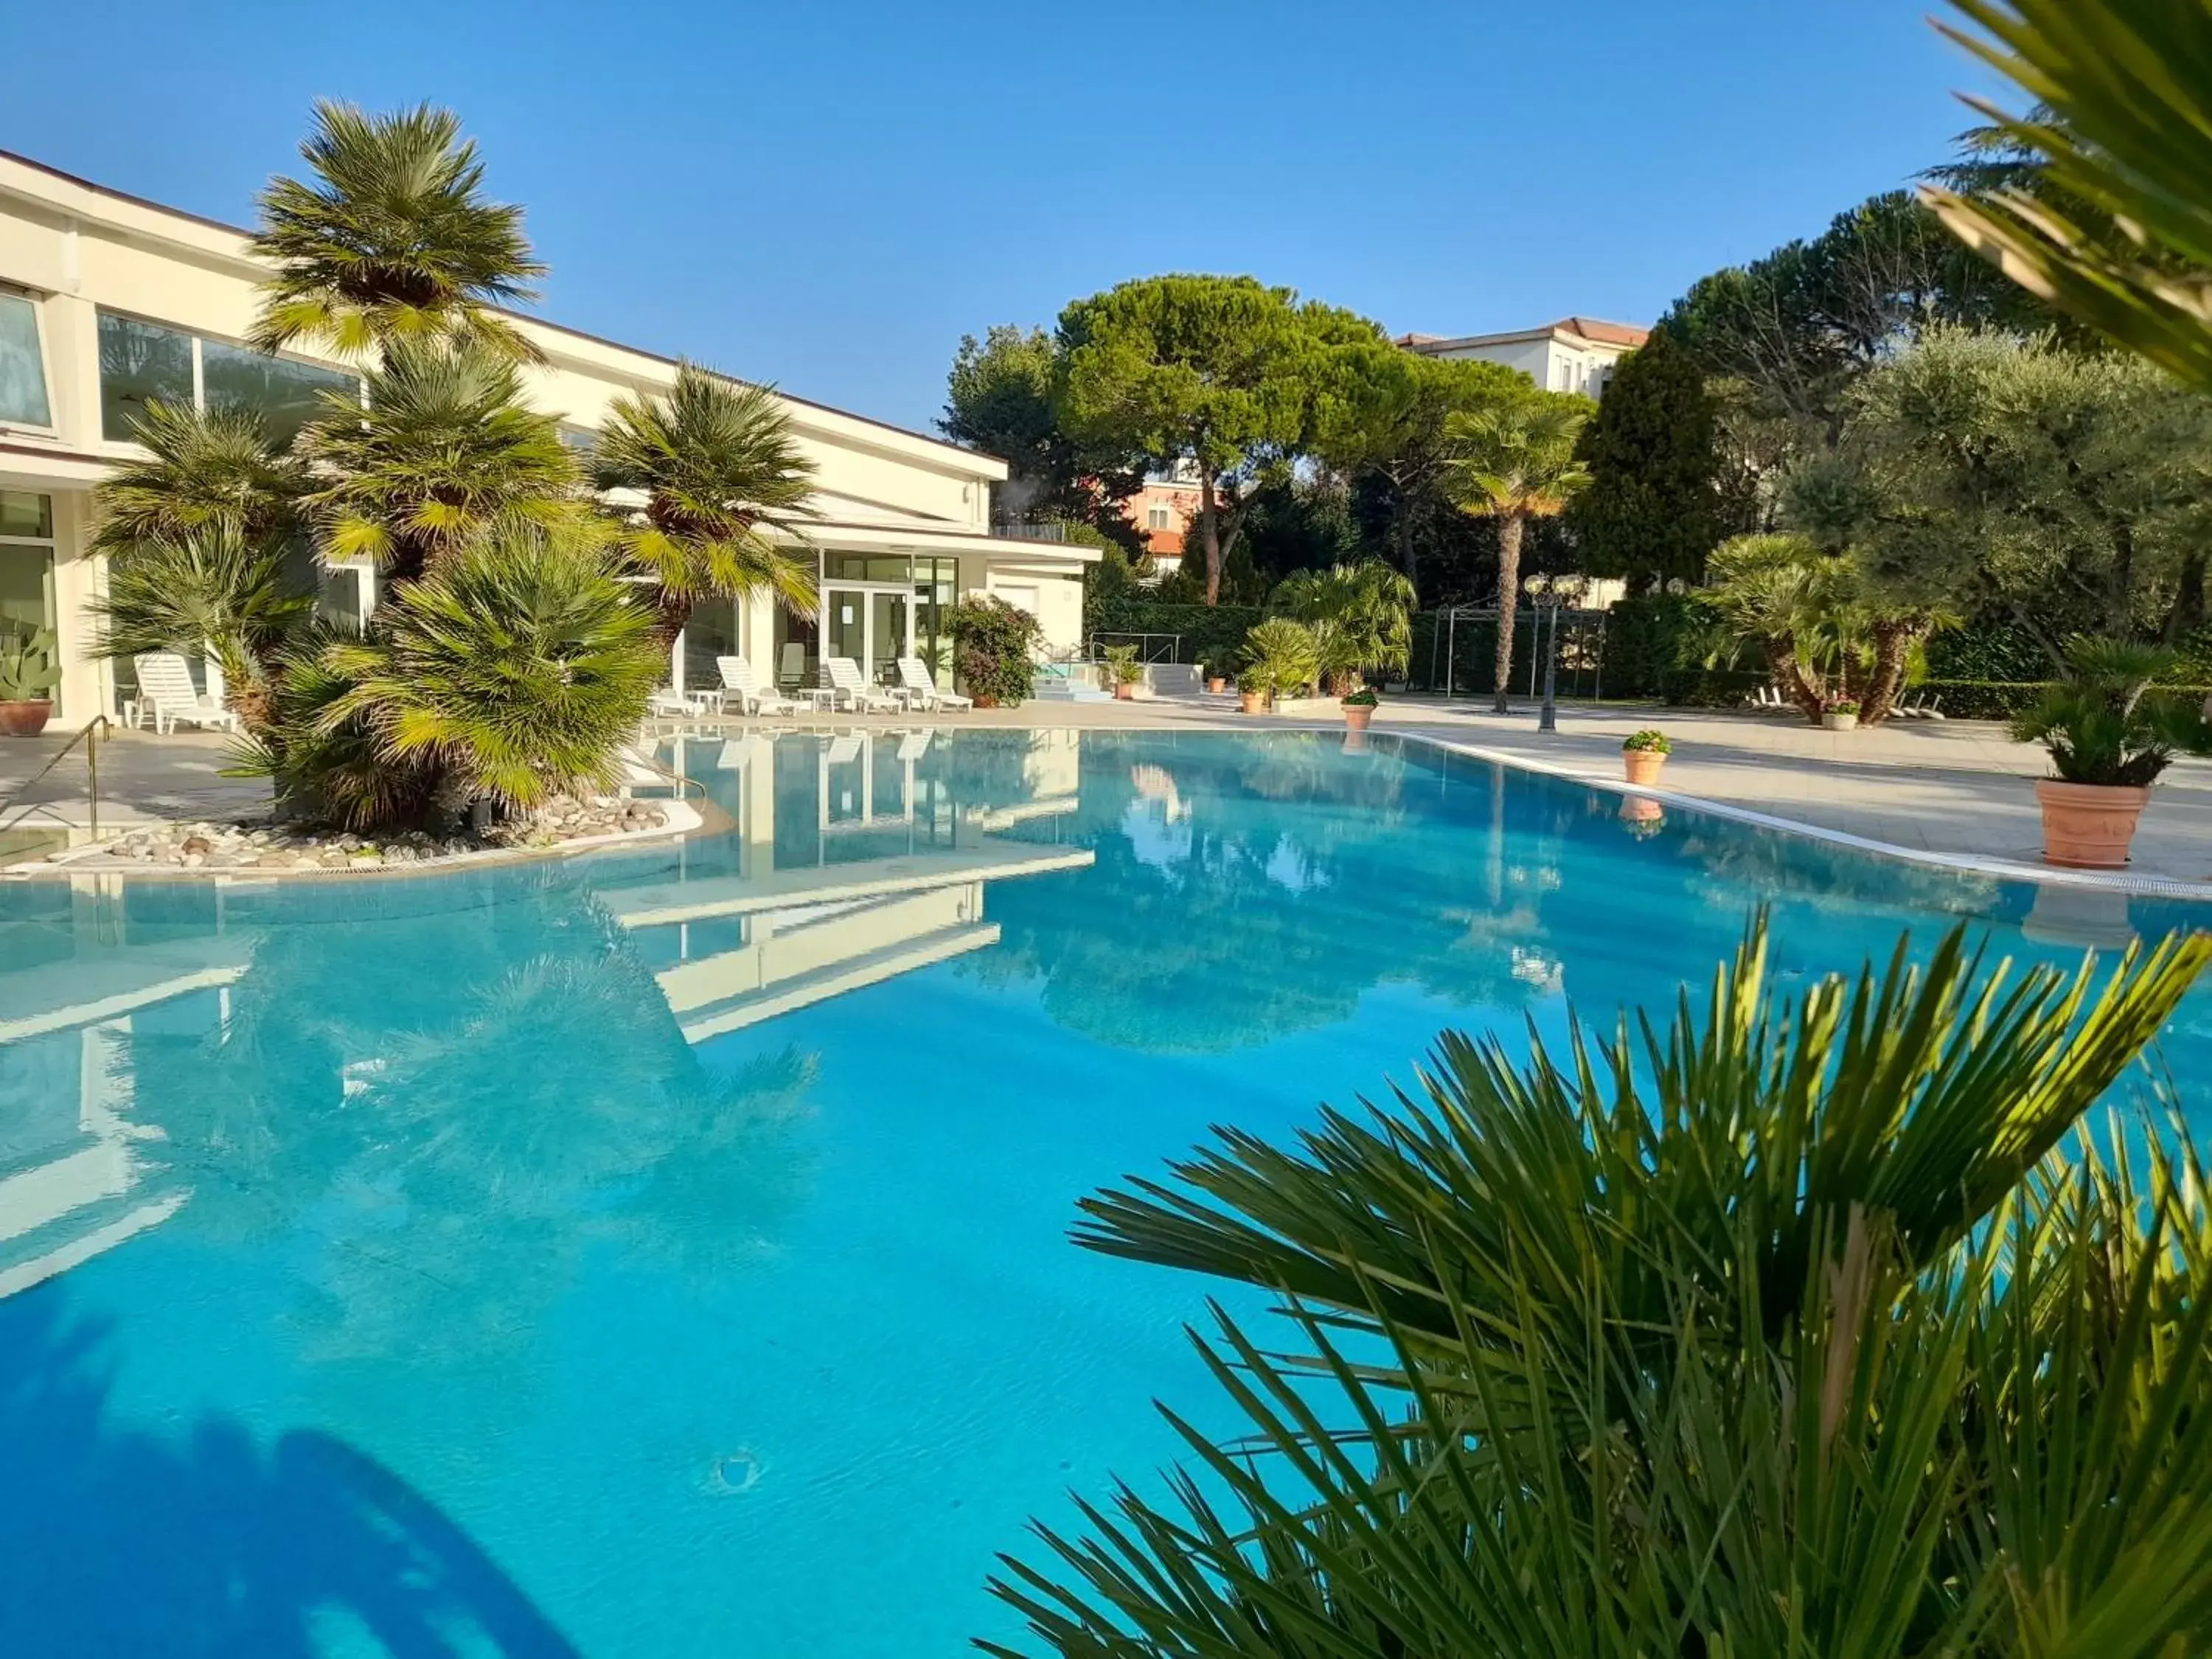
left=297, top=338, right=582, bottom=585
left=591, top=364, right=820, bottom=639
left=289, top=526, right=664, bottom=828
left=1925, top=1, right=2212, bottom=394
left=91, top=400, right=307, bottom=555
left=248, top=100, right=546, bottom=364
left=992, top=921, right=2212, bottom=1658
left=1270, top=560, right=1416, bottom=695
left=1441, top=398, right=1590, bottom=713
left=91, top=529, right=312, bottom=737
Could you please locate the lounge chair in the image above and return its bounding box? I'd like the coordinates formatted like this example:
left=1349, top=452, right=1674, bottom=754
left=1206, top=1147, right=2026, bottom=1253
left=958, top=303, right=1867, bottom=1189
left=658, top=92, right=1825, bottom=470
left=824, top=656, right=902, bottom=714
left=131, top=653, right=240, bottom=736
left=895, top=656, right=973, bottom=711
left=779, top=641, right=810, bottom=691
left=647, top=688, right=714, bottom=721
left=715, top=655, right=799, bottom=716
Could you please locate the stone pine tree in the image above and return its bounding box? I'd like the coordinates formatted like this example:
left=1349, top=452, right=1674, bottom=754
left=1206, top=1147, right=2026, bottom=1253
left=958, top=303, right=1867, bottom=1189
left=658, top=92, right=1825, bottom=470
left=1567, top=329, right=1722, bottom=590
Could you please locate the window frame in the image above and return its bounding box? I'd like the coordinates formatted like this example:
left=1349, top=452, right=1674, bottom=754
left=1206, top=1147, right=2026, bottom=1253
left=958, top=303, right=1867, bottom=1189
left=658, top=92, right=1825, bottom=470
left=95, top=306, right=361, bottom=450
left=0, top=490, right=62, bottom=717
left=0, top=285, right=60, bottom=437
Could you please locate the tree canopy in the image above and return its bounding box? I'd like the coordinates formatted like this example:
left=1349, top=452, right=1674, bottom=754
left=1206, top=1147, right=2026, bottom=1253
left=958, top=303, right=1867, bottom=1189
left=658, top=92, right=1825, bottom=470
left=1565, top=328, right=1722, bottom=588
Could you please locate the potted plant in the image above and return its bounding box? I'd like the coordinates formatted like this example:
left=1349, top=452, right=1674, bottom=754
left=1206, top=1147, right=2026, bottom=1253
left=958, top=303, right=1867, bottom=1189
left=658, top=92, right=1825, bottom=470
left=1823, top=699, right=1860, bottom=731
left=1102, top=644, right=1145, bottom=701
left=946, top=597, right=1043, bottom=710
left=1203, top=652, right=1234, bottom=695
left=1341, top=686, right=1378, bottom=733
left=1236, top=667, right=1270, bottom=715
left=0, top=625, right=59, bottom=737
left=1239, top=618, right=1319, bottom=710
left=1621, top=728, right=1670, bottom=785
left=2013, top=639, right=2212, bottom=869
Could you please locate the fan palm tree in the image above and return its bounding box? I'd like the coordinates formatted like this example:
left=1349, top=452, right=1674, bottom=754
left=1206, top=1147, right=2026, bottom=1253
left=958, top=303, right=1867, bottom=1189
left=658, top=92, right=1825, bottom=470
left=288, top=525, right=664, bottom=828
left=91, top=399, right=308, bottom=556
left=991, top=920, right=2212, bottom=1659
left=90, top=529, right=312, bottom=738
left=591, top=364, right=820, bottom=639
left=1924, top=1, right=2212, bottom=394
left=1441, top=397, right=1590, bottom=712
left=248, top=100, right=546, bottom=364
left=1270, top=560, right=1417, bottom=695
left=297, top=337, right=582, bottom=585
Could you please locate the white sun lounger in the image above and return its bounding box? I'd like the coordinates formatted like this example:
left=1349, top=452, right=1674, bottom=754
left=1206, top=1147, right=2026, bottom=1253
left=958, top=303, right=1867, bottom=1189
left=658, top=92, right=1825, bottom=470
left=131, top=652, right=240, bottom=736
left=895, top=656, right=972, bottom=711
left=824, top=656, right=902, bottom=714
left=716, top=655, right=800, bottom=716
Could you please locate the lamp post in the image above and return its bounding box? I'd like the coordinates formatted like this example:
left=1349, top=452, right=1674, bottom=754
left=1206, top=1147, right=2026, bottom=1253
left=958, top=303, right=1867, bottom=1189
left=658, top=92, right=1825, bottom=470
left=1525, top=574, right=1587, bottom=735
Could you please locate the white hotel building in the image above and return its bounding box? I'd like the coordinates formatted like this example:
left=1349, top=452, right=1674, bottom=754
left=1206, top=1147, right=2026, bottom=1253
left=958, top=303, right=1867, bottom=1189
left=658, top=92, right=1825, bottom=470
left=0, top=149, right=1094, bottom=730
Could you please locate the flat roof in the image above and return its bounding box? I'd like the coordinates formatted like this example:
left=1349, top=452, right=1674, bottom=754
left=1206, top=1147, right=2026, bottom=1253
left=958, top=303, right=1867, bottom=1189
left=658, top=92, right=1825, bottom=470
left=0, top=145, right=997, bottom=470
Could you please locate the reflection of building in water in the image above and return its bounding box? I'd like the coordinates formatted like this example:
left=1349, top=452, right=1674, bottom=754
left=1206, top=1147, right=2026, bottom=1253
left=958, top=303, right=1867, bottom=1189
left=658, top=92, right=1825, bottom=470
left=0, top=885, right=237, bottom=1297
left=613, top=729, right=1092, bottom=1040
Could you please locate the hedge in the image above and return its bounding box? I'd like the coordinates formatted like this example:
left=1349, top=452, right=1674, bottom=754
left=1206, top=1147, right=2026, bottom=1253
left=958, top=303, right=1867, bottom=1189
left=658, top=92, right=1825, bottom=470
left=1088, top=600, right=1263, bottom=672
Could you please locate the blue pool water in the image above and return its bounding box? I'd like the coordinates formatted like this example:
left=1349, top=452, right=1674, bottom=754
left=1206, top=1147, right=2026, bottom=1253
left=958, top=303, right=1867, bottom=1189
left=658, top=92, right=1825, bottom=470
left=0, top=728, right=2206, bottom=1657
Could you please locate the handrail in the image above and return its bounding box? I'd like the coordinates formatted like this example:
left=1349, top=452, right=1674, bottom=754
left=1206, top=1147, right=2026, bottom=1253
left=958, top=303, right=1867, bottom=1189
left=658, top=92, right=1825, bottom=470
left=0, top=716, right=111, bottom=844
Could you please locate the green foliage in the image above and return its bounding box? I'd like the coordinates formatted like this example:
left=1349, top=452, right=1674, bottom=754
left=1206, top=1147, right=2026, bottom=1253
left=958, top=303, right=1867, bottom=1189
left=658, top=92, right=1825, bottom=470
left=298, top=337, right=581, bottom=581
left=1268, top=560, right=1416, bottom=693
left=1099, top=644, right=1144, bottom=686
left=1054, top=276, right=1380, bottom=603
left=1791, top=327, right=2212, bottom=646
left=0, top=625, right=59, bottom=703
left=1239, top=616, right=1320, bottom=700
left=1928, top=0, right=2212, bottom=394
left=1622, top=727, right=1670, bottom=753
left=592, top=363, right=819, bottom=635
left=269, top=530, right=664, bottom=826
left=995, top=920, right=2212, bottom=1659
left=248, top=100, right=545, bottom=363
left=1600, top=591, right=1722, bottom=698
left=946, top=596, right=1043, bottom=705
left=1339, top=686, right=1377, bottom=708
left=90, top=530, right=314, bottom=734
left=2013, top=636, right=2212, bottom=786
left=90, top=399, right=308, bottom=556
left=940, top=325, right=1144, bottom=546
left=1566, top=329, right=1722, bottom=586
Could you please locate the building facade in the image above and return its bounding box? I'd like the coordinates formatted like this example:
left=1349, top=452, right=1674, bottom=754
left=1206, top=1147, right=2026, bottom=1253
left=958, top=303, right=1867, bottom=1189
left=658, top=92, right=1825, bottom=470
left=1396, top=316, right=1649, bottom=399
left=0, top=150, right=1093, bottom=729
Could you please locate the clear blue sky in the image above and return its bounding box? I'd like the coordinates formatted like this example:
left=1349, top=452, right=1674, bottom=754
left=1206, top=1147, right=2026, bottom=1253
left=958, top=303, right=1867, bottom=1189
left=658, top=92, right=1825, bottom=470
left=4, top=1, right=2008, bottom=434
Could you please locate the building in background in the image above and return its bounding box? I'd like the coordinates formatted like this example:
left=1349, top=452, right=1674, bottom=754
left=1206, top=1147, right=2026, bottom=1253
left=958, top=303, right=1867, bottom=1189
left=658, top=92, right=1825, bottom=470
left=1396, top=316, right=1649, bottom=399
left=1122, top=467, right=1202, bottom=578
left=0, top=150, right=1096, bottom=728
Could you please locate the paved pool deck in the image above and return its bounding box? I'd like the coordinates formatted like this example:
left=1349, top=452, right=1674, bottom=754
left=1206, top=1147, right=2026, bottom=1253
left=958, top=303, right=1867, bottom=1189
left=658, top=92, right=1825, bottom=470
left=6, top=695, right=2209, bottom=897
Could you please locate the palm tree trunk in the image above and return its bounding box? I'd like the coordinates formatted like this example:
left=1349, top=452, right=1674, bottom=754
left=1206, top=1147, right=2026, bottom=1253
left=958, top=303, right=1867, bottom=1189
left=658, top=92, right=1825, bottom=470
left=1860, top=622, right=1918, bottom=726
left=655, top=588, right=694, bottom=647
left=1492, top=514, right=1524, bottom=714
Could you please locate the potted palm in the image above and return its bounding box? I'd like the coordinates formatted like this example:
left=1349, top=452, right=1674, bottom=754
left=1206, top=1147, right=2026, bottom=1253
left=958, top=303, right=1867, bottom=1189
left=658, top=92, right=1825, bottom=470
left=1341, top=686, right=1378, bottom=734
left=1204, top=653, right=1234, bottom=695
left=0, top=625, right=59, bottom=737
left=2014, top=639, right=2212, bottom=868
left=1102, top=644, right=1145, bottom=700
left=1239, top=617, right=1320, bottom=714
left=1621, top=728, right=1669, bottom=785
left=1236, top=667, right=1270, bottom=715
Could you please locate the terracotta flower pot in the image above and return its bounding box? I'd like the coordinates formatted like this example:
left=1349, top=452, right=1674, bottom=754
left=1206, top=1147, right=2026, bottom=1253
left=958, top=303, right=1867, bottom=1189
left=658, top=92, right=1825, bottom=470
left=1343, top=703, right=1374, bottom=732
left=1206, top=677, right=1227, bottom=695
left=0, top=700, right=52, bottom=737
left=2034, top=779, right=2149, bottom=869
left=1623, top=749, right=1666, bottom=787
left=1238, top=692, right=1267, bottom=714
left=1113, top=682, right=1135, bottom=700
left=973, top=693, right=999, bottom=709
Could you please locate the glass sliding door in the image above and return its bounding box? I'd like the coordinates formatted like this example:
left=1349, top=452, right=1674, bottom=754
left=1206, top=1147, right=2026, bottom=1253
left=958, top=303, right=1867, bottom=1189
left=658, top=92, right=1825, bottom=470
left=0, top=491, right=59, bottom=717
left=824, top=588, right=867, bottom=678
left=682, top=595, right=742, bottom=700
left=867, top=589, right=910, bottom=684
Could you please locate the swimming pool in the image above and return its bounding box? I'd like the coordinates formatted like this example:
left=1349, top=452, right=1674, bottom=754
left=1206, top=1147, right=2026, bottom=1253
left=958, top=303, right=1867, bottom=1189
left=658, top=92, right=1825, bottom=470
left=0, top=728, right=2205, bottom=1657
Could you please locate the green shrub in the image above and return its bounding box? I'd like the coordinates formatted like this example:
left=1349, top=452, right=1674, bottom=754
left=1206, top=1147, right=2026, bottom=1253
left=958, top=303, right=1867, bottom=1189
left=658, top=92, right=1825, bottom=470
left=1623, top=728, right=1670, bottom=754
left=947, top=596, right=1044, bottom=706
left=1600, top=591, right=1720, bottom=698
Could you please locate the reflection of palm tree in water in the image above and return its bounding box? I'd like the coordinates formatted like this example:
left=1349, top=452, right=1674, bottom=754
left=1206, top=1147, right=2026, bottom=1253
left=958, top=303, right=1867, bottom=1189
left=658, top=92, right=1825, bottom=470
left=116, top=877, right=818, bottom=1400
left=0, top=1297, right=583, bottom=1656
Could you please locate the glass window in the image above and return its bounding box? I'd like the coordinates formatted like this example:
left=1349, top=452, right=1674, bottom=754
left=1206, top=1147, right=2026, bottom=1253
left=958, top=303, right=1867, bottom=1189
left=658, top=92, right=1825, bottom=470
left=0, top=489, right=52, bottom=540
left=98, top=313, right=194, bottom=442
left=202, top=341, right=357, bottom=445
left=0, top=292, right=52, bottom=428
left=682, top=595, right=742, bottom=697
